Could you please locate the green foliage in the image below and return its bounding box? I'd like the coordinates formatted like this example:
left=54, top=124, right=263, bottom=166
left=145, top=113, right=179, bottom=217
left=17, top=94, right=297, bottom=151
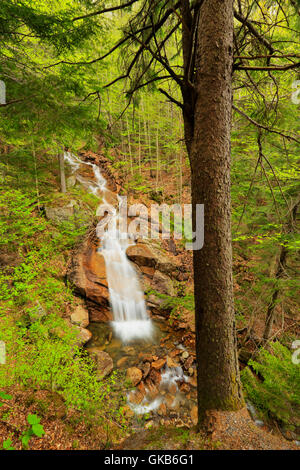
left=241, top=343, right=300, bottom=431
left=0, top=188, right=47, bottom=250
left=0, top=313, right=116, bottom=416
left=21, top=414, right=45, bottom=449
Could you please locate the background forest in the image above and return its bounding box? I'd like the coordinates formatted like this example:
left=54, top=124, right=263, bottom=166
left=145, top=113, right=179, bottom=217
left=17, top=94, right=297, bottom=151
left=0, top=0, right=299, bottom=451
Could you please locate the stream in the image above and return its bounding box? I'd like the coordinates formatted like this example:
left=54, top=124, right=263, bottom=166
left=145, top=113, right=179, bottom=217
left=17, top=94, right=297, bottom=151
left=64, top=151, right=197, bottom=426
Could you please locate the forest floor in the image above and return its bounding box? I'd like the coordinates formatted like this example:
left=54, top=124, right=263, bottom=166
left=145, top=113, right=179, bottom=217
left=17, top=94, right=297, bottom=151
left=119, top=408, right=298, bottom=450
left=1, top=389, right=297, bottom=450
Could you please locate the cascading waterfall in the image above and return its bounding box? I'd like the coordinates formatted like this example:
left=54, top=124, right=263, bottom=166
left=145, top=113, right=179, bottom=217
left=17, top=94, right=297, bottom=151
left=64, top=151, right=153, bottom=343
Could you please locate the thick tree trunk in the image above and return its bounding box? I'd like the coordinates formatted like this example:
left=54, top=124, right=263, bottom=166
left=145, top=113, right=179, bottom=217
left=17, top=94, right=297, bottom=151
left=188, top=0, right=244, bottom=423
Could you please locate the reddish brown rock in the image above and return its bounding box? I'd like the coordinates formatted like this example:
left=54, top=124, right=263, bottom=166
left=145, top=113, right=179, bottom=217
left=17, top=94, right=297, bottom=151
left=128, top=389, right=144, bottom=405
left=117, top=356, right=129, bottom=368
left=149, top=368, right=162, bottom=387
left=142, top=362, right=151, bottom=379
left=67, top=235, right=111, bottom=321
left=165, top=393, right=176, bottom=409
left=137, top=381, right=146, bottom=395
left=168, top=382, right=178, bottom=395
left=191, top=405, right=198, bottom=426
left=140, top=266, right=155, bottom=277
left=157, top=403, right=167, bottom=417
left=138, top=353, right=154, bottom=363
left=170, top=349, right=182, bottom=358
left=166, top=356, right=179, bottom=368
left=184, top=356, right=194, bottom=370
left=89, top=350, right=113, bottom=379
left=70, top=305, right=89, bottom=328
left=126, top=367, right=143, bottom=386
left=146, top=382, right=159, bottom=400
left=76, top=327, right=92, bottom=346
left=180, top=383, right=190, bottom=394
left=188, top=376, right=197, bottom=388
left=151, top=358, right=166, bottom=370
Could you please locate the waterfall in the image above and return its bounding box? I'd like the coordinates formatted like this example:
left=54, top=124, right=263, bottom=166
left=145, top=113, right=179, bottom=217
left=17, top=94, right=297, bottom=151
left=64, top=152, right=153, bottom=343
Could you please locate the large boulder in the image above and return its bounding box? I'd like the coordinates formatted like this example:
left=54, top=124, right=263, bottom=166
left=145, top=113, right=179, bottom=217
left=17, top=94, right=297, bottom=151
left=126, top=239, right=179, bottom=277
left=67, top=234, right=112, bottom=322
left=126, top=367, right=143, bottom=386
left=45, top=200, right=76, bottom=224
left=76, top=327, right=92, bottom=346
left=70, top=305, right=89, bottom=328
left=152, top=270, right=175, bottom=296
left=89, top=350, right=113, bottom=379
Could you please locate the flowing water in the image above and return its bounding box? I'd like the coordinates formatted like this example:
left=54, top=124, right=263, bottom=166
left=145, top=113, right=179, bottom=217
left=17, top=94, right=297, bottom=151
left=64, top=151, right=153, bottom=343
left=64, top=152, right=194, bottom=421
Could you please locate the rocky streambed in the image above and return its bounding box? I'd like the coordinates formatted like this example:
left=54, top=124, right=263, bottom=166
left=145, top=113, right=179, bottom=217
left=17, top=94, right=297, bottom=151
left=58, top=151, right=197, bottom=428
left=86, top=319, right=198, bottom=429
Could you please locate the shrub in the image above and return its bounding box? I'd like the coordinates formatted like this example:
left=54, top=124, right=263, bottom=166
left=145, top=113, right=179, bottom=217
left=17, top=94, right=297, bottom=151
left=241, top=342, right=300, bottom=433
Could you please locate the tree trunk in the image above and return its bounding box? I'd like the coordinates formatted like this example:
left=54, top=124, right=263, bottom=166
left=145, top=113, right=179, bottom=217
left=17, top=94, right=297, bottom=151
left=187, top=0, right=244, bottom=423
left=59, top=152, right=66, bottom=193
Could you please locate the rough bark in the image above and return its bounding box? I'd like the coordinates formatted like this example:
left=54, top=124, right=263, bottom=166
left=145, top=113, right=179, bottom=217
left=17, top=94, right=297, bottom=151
left=188, top=0, right=244, bottom=423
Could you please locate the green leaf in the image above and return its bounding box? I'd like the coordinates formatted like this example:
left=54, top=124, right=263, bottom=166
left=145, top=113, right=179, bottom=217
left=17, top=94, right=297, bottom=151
left=3, top=439, right=15, bottom=450
left=32, top=423, right=45, bottom=438
left=0, top=392, right=13, bottom=400
left=21, top=433, right=31, bottom=449
left=27, top=414, right=40, bottom=425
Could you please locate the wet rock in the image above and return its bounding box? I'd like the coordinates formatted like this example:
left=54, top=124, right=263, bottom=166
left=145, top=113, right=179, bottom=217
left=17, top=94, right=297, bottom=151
left=168, top=383, right=178, bottom=395
left=142, top=362, right=151, bottom=379
left=67, top=236, right=111, bottom=320
left=122, top=346, right=135, bottom=355
left=184, top=356, right=194, bottom=370
left=140, top=266, right=155, bottom=277
left=126, top=367, right=143, bottom=386
left=180, top=383, right=190, bottom=394
left=165, top=393, right=176, bottom=409
left=76, top=327, right=92, bottom=346
left=137, top=381, right=146, bottom=395
left=45, top=200, right=76, bottom=224
left=188, top=376, right=197, bottom=388
left=126, top=242, right=157, bottom=268
left=188, top=367, right=194, bottom=376
left=126, top=239, right=178, bottom=277
left=138, top=353, right=154, bottom=362
left=166, top=355, right=179, bottom=368
left=67, top=175, right=76, bottom=188
left=70, top=305, right=89, bottom=328
left=157, top=403, right=167, bottom=417
left=146, top=294, right=164, bottom=309
left=90, top=350, right=113, bottom=379
left=149, top=368, right=161, bottom=387
left=152, top=271, right=175, bottom=296
left=146, top=382, right=159, bottom=400
left=128, top=389, right=144, bottom=405
left=170, top=349, right=182, bottom=358
left=116, top=356, right=129, bottom=368
left=151, top=358, right=166, bottom=370
left=181, top=351, right=189, bottom=360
